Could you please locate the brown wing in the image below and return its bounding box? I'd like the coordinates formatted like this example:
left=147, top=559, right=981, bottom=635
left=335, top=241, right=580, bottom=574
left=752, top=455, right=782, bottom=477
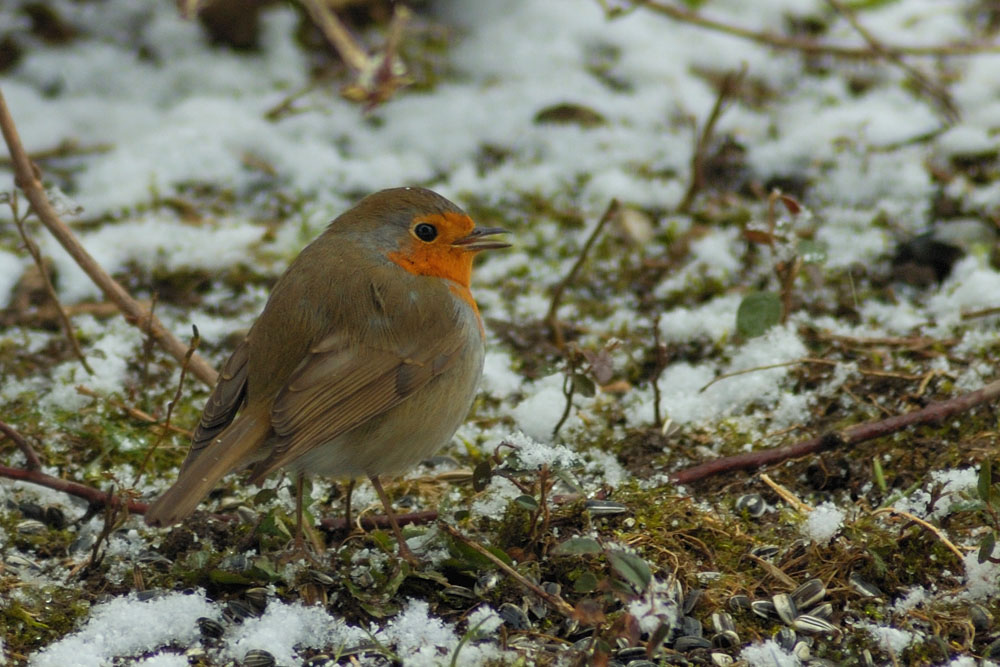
left=247, top=327, right=465, bottom=480
left=181, top=339, right=250, bottom=470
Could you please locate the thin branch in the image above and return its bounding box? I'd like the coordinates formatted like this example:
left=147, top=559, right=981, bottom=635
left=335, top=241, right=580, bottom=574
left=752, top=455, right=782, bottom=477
left=872, top=507, right=966, bottom=562
left=824, top=0, right=959, bottom=122
left=630, top=0, right=1000, bottom=59
left=0, top=420, right=42, bottom=471
left=545, top=199, right=620, bottom=348
left=9, top=194, right=93, bottom=374
left=0, top=463, right=149, bottom=514
left=671, top=376, right=1000, bottom=484
left=442, top=523, right=575, bottom=618
left=678, top=65, right=747, bottom=213
left=320, top=509, right=438, bottom=532
left=0, top=87, right=219, bottom=387
left=133, top=326, right=201, bottom=486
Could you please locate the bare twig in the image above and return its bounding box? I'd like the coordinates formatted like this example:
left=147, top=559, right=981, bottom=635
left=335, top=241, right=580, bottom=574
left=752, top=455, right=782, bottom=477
left=672, top=376, right=1000, bottom=484
left=0, top=420, right=43, bottom=471
left=75, top=386, right=193, bottom=437
left=320, top=509, right=438, bottom=532
left=872, top=507, right=966, bottom=562
left=8, top=193, right=93, bottom=374
left=824, top=0, right=959, bottom=122
left=133, top=326, right=201, bottom=486
left=0, top=88, right=219, bottom=387
left=546, top=199, right=620, bottom=348
left=760, top=473, right=813, bottom=513
left=629, top=0, right=1000, bottom=59
left=442, top=523, right=575, bottom=617
left=0, top=463, right=149, bottom=514
left=678, top=66, right=747, bottom=213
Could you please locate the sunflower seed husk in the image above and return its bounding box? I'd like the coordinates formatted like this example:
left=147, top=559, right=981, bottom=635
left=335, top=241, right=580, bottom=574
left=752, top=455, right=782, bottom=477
left=734, top=493, right=766, bottom=518
left=614, top=646, right=646, bottom=660
left=790, top=578, right=826, bottom=609
left=773, top=593, right=797, bottom=625
left=308, top=569, right=335, bottom=586
left=848, top=572, right=882, bottom=598
left=679, top=615, right=702, bottom=638
left=711, top=653, right=734, bottom=666
left=749, top=545, right=780, bottom=560
left=970, top=603, right=993, bottom=632
left=585, top=499, right=629, bottom=516
left=683, top=588, right=702, bottom=614
left=711, top=630, right=740, bottom=649
left=728, top=594, right=751, bottom=612
left=711, top=611, right=735, bottom=634
left=16, top=519, right=46, bottom=535
left=243, top=649, right=276, bottom=667
left=498, top=602, right=531, bottom=631
left=792, top=640, right=811, bottom=661
left=792, top=614, right=837, bottom=634
left=775, top=626, right=797, bottom=651
left=673, top=635, right=712, bottom=651
left=197, top=617, right=225, bottom=639
left=443, top=585, right=476, bottom=601
left=751, top=599, right=777, bottom=619
left=223, top=599, right=258, bottom=624
left=475, top=571, right=500, bottom=596
left=807, top=602, right=833, bottom=620
left=244, top=587, right=269, bottom=613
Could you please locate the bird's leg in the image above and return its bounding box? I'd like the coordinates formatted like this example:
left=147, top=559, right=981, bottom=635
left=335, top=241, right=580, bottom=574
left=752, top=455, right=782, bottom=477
left=295, top=473, right=306, bottom=552
left=279, top=474, right=321, bottom=565
left=343, top=478, right=356, bottom=531
left=368, top=474, right=418, bottom=565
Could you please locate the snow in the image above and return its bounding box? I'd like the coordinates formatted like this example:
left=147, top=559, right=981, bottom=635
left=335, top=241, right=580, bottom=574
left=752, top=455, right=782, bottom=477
left=2, top=0, right=1000, bottom=663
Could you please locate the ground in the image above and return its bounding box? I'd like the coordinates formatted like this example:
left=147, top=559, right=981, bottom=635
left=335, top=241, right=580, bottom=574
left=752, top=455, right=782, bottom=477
left=1, top=0, right=1000, bottom=665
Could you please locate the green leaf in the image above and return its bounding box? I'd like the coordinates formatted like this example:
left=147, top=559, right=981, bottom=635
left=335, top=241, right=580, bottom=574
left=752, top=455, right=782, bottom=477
left=207, top=569, right=253, bottom=585
left=472, top=460, right=493, bottom=492
left=572, top=373, right=597, bottom=398
left=573, top=571, right=599, bottom=593
left=515, top=494, right=540, bottom=511
left=978, top=459, right=993, bottom=505
left=253, top=488, right=279, bottom=505
left=607, top=550, right=652, bottom=592
left=977, top=532, right=996, bottom=564
left=552, top=537, right=603, bottom=556
left=736, top=291, right=782, bottom=338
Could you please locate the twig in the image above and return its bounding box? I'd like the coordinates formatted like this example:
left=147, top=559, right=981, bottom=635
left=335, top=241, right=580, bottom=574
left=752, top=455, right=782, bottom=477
left=872, top=507, right=966, bottom=562
left=442, top=523, right=575, bottom=617
left=629, top=0, right=1000, bottom=58
left=0, top=420, right=42, bottom=471
left=8, top=193, right=93, bottom=374
left=0, top=463, right=149, bottom=514
left=824, top=0, right=959, bottom=122
left=678, top=66, right=747, bottom=213
left=133, top=326, right=201, bottom=486
left=75, top=386, right=193, bottom=437
left=672, top=376, right=1000, bottom=484
left=545, top=199, right=620, bottom=348
left=0, top=87, right=219, bottom=387
left=319, top=509, right=438, bottom=532
left=760, top=473, right=813, bottom=513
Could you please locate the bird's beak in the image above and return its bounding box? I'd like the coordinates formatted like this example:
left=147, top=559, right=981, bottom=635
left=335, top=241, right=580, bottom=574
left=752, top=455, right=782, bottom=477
left=452, top=226, right=511, bottom=251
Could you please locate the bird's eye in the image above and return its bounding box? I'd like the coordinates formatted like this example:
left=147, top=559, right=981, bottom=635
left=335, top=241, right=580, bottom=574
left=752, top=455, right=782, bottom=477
left=413, top=222, right=438, bottom=242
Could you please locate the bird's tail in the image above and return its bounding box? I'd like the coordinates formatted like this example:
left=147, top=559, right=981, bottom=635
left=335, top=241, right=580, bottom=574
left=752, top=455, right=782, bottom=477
left=144, top=413, right=270, bottom=527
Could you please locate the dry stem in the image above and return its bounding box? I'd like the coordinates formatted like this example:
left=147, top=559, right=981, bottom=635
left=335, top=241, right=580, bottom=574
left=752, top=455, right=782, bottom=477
left=0, top=88, right=219, bottom=387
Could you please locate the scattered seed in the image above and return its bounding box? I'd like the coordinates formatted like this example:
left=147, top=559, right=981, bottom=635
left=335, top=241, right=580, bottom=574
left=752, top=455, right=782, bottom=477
left=735, top=493, right=766, bottom=517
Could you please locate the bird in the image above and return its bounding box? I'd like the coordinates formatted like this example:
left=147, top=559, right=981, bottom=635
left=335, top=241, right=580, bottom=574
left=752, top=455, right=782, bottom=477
left=144, top=187, right=509, bottom=561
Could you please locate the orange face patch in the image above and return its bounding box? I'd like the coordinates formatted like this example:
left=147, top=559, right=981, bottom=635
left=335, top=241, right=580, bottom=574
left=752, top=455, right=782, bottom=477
left=386, top=212, right=478, bottom=288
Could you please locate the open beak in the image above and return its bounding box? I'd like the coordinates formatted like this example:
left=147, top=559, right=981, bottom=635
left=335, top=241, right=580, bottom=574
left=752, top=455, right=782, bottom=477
left=452, top=226, right=511, bottom=251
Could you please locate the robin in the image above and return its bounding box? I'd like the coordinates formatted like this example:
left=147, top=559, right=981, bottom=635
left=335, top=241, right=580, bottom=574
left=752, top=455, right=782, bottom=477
left=144, top=187, right=509, bottom=561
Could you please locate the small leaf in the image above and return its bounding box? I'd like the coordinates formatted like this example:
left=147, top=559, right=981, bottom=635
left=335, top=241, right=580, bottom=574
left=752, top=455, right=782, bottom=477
left=573, top=571, right=599, bottom=593
left=571, top=373, right=596, bottom=398
left=978, top=532, right=996, bottom=564
left=552, top=536, right=603, bottom=556
left=607, top=550, right=652, bottom=592
left=779, top=194, right=802, bottom=215
left=253, top=488, right=278, bottom=505
left=736, top=291, right=782, bottom=338
left=472, top=460, right=493, bottom=492
left=743, top=228, right=775, bottom=245
left=514, top=494, right=540, bottom=511
left=978, top=459, right=993, bottom=505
